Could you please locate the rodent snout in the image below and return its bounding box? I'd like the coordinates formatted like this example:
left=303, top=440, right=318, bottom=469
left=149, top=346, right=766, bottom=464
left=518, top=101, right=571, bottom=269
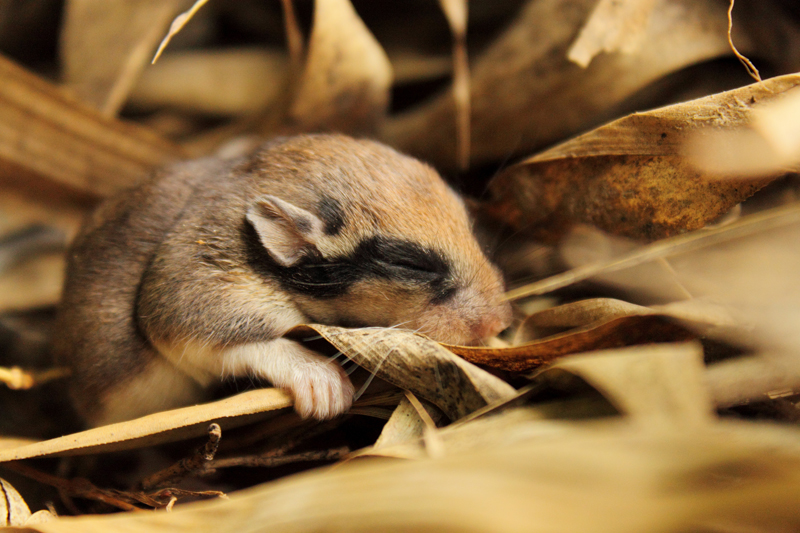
left=472, top=308, right=513, bottom=341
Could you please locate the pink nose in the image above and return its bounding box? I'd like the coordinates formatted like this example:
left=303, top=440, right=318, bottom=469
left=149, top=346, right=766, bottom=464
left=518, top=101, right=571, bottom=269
left=473, top=307, right=512, bottom=340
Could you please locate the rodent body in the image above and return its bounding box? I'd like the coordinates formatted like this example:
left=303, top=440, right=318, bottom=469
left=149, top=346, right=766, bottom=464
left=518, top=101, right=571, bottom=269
left=54, top=135, right=512, bottom=426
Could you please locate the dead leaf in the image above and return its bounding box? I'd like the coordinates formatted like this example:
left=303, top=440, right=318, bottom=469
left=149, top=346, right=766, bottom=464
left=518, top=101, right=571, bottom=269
left=487, top=75, right=800, bottom=241
left=448, top=315, right=693, bottom=373
left=687, top=77, right=800, bottom=177
left=10, top=421, right=800, bottom=533
left=438, top=0, right=470, bottom=169
left=504, top=201, right=800, bottom=301
left=288, top=0, right=393, bottom=134
left=373, top=396, right=445, bottom=451
left=151, top=0, right=211, bottom=64
left=0, top=254, right=65, bottom=312
left=384, top=0, right=736, bottom=169
left=287, top=325, right=515, bottom=421
left=0, top=54, right=185, bottom=197
left=536, top=343, right=714, bottom=427
left=0, top=388, right=291, bottom=461
left=567, top=0, right=658, bottom=68
left=0, top=478, right=31, bottom=526
left=129, top=48, right=289, bottom=116
left=60, top=0, right=191, bottom=116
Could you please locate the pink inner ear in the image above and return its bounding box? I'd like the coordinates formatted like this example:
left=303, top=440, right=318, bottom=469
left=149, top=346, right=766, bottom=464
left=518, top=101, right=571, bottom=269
left=246, top=196, right=324, bottom=267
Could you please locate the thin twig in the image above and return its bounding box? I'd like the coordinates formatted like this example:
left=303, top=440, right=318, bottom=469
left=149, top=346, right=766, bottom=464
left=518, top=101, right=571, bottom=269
left=0, top=366, right=70, bottom=390
left=2, top=462, right=140, bottom=512
left=727, top=0, right=761, bottom=83
left=197, top=446, right=349, bottom=473
left=139, top=423, right=222, bottom=490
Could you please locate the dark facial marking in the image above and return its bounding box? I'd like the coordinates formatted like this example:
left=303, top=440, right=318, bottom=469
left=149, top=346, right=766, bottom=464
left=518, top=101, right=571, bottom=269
left=243, top=225, right=456, bottom=301
left=317, top=197, right=345, bottom=236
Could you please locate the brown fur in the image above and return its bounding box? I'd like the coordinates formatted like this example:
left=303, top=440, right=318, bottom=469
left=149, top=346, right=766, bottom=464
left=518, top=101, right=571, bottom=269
left=54, top=135, right=511, bottom=425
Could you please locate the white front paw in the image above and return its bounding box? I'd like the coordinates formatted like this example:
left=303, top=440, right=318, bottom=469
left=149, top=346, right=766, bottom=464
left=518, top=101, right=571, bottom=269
left=288, top=359, right=355, bottom=420
left=218, top=338, right=355, bottom=420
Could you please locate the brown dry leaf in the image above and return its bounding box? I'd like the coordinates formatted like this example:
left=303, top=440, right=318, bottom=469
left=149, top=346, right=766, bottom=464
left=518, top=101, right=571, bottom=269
left=60, top=0, right=191, bottom=116
left=151, top=0, right=211, bottom=65
left=0, top=478, right=31, bottom=527
left=487, top=75, right=800, bottom=241
left=372, top=396, right=445, bottom=451
left=444, top=298, right=737, bottom=374
left=0, top=186, right=86, bottom=241
left=0, top=254, right=65, bottom=312
left=438, top=0, right=470, bottom=170
left=0, top=388, right=291, bottom=461
left=687, top=80, right=800, bottom=177
left=539, top=343, right=714, bottom=427
left=129, top=48, right=289, bottom=116
left=288, top=0, right=393, bottom=134
left=447, top=315, right=694, bottom=373
left=287, top=325, right=515, bottom=421
left=505, top=201, right=800, bottom=301
left=0, top=54, right=185, bottom=198
left=10, top=421, right=800, bottom=533
left=383, top=0, right=736, bottom=169
left=567, top=0, right=658, bottom=68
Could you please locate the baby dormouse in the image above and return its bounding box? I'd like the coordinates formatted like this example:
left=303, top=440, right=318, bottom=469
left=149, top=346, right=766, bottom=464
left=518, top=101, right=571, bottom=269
left=54, top=134, right=512, bottom=426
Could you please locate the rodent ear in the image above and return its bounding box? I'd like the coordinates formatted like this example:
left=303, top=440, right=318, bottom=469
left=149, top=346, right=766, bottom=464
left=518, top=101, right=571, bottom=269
left=246, top=195, right=324, bottom=267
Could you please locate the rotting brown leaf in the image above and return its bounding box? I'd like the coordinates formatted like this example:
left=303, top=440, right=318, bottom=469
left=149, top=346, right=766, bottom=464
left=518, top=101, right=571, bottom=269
left=0, top=54, right=185, bottom=198
left=486, top=75, right=800, bottom=241
left=383, top=0, right=735, bottom=169
left=60, top=0, right=191, bottom=116
left=287, top=0, right=393, bottom=134
left=0, top=388, right=291, bottom=462
left=287, top=325, right=515, bottom=421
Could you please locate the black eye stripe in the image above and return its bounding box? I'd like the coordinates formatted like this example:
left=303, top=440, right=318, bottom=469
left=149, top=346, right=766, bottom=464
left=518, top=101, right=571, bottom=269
left=243, top=227, right=456, bottom=301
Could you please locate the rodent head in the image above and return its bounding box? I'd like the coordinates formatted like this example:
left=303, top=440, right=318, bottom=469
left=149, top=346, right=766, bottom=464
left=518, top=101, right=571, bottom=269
left=243, top=134, right=512, bottom=345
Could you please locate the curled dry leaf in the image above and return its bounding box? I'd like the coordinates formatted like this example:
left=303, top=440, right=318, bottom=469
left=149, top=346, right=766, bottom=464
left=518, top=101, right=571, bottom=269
left=287, top=325, right=515, bottom=421
left=0, top=388, right=291, bottom=462
left=444, top=298, right=737, bottom=374
left=0, top=478, right=31, bottom=527
left=567, top=0, right=658, bottom=68
left=11, top=421, right=800, bottom=533
left=60, top=0, right=191, bottom=116
left=486, top=75, right=800, bottom=241
left=383, top=0, right=735, bottom=169
left=288, top=0, right=393, bottom=134
left=373, top=396, right=446, bottom=452
left=447, top=315, right=693, bottom=373
left=0, top=54, right=185, bottom=198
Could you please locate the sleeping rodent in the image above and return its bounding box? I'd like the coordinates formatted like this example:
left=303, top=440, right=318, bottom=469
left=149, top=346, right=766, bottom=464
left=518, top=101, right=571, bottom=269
left=53, top=134, right=512, bottom=426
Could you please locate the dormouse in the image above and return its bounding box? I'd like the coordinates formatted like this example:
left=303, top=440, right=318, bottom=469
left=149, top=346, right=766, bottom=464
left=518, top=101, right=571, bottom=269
left=54, top=134, right=512, bottom=426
